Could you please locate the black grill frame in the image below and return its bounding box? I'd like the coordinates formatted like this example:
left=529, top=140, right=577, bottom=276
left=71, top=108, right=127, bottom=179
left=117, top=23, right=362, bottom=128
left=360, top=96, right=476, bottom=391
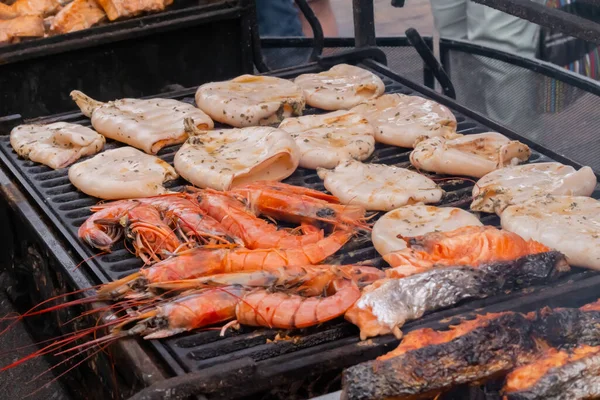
left=1, top=58, right=599, bottom=398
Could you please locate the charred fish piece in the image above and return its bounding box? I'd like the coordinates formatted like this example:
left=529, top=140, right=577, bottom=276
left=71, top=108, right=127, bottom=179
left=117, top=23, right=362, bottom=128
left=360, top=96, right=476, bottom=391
left=531, top=300, right=600, bottom=347
left=345, top=251, right=569, bottom=340
left=341, top=312, right=541, bottom=400
left=503, top=345, right=600, bottom=400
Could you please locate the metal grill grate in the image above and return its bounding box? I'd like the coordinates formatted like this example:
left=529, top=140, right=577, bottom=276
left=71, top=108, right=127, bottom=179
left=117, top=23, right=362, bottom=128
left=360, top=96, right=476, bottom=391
left=1, top=63, right=598, bottom=383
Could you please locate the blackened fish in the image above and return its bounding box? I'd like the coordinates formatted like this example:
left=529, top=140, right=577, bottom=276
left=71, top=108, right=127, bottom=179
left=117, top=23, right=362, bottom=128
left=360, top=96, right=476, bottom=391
left=503, top=345, right=600, bottom=400
left=341, top=312, right=542, bottom=400
left=530, top=300, right=600, bottom=347
left=345, top=251, right=569, bottom=340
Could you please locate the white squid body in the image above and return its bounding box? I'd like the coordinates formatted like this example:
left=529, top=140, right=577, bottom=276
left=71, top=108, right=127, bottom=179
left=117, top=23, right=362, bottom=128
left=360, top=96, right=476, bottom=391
left=195, top=75, right=305, bottom=127
left=316, top=160, right=444, bottom=211
left=10, top=122, right=105, bottom=169
left=410, top=132, right=531, bottom=178
left=471, top=162, right=597, bottom=215
left=350, top=93, right=457, bottom=148
left=68, top=146, right=178, bottom=199
left=372, top=205, right=483, bottom=256
left=278, top=110, right=375, bottom=169
left=501, top=195, right=600, bottom=270
left=294, top=64, right=385, bottom=110
left=70, top=90, right=213, bottom=155
left=174, top=121, right=300, bottom=191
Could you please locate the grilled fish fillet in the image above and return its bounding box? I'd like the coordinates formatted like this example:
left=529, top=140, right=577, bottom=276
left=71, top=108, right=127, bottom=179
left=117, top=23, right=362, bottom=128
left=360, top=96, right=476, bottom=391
left=174, top=119, right=300, bottom=191
left=344, top=251, right=568, bottom=340
left=410, top=132, right=531, bottom=178
left=501, top=195, right=600, bottom=270
left=317, top=160, right=443, bottom=212
left=68, top=146, right=178, bottom=199
left=350, top=93, right=458, bottom=148
left=531, top=301, right=600, bottom=348
left=195, top=75, right=305, bottom=128
left=10, top=122, right=105, bottom=169
left=383, top=225, right=550, bottom=276
left=503, top=345, right=600, bottom=400
left=71, top=90, right=213, bottom=155
left=471, top=162, right=597, bottom=215
left=371, top=205, right=482, bottom=256
left=278, top=111, right=375, bottom=169
left=342, top=312, right=542, bottom=400
left=294, top=64, right=385, bottom=110
left=0, top=14, right=43, bottom=43
left=0, top=0, right=60, bottom=19
left=49, top=0, right=105, bottom=34
left=96, top=0, right=173, bottom=21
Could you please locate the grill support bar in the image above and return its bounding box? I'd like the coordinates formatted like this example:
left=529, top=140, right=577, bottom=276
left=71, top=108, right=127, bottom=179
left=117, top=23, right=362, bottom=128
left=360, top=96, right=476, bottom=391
left=472, top=0, right=600, bottom=44
left=353, top=0, right=376, bottom=47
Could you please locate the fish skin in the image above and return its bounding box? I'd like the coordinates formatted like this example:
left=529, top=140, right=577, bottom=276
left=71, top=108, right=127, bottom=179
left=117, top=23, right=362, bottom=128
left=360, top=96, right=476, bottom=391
left=341, top=313, right=540, bottom=400
left=345, top=251, right=569, bottom=340
left=531, top=306, right=600, bottom=348
left=504, top=349, right=600, bottom=400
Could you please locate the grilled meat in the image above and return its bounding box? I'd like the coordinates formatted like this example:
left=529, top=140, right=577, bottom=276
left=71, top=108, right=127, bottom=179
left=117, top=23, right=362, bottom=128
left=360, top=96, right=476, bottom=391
left=316, top=160, right=443, bottom=212
left=344, top=251, right=569, bottom=340
left=68, top=146, right=178, bottom=199
left=471, top=162, right=597, bottom=215
left=383, top=226, right=550, bottom=277
left=530, top=301, right=600, bottom=348
left=410, top=132, right=531, bottom=178
left=342, top=312, right=542, bottom=400
left=10, top=122, right=105, bottom=169
left=174, top=119, right=300, bottom=191
left=96, top=0, right=173, bottom=21
left=49, top=0, right=105, bottom=34
left=0, top=0, right=60, bottom=19
left=503, top=345, right=600, bottom=400
left=501, top=195, right=600, bottom=270
left=371, top=205, right=482, bottom=256
left=0, top=14, right=43, bottom=43
left=278, top=110, right=375, bottom=170
left=195, top=75, right=305, bottom=128
left=295, top=64, right=385, bottom=110
left=70, top=90, right=213, bottom=155
left=350, top=93, right=457, bottom=148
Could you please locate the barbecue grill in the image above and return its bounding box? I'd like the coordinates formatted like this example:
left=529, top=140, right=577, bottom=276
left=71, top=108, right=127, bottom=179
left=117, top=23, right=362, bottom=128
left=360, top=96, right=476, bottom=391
left=2, top=1, right=600, bottom=399
left=0, top=0, right=255, bottom=118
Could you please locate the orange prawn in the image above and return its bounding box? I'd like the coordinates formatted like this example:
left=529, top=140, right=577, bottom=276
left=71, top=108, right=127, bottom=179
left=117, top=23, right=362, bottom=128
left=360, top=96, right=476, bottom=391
left=235, top=278, right=361, bottom=329
left=384, top=225, right=551, bottom=278
left=98, top=229, right=354, bottom=299
left=229, top=181, right=370, bottom=229
left=79, top=194, right=236, bottom=254
left=124, top=204, right=184, bottom=264
left=189, top=187, right=325, bottom=249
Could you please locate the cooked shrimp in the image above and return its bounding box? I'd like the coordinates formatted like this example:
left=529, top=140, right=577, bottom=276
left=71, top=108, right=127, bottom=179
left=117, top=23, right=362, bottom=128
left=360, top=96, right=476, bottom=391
left=236, top=278, right=360, bottom=329
left=190, top=187, right=325, bottom=249
left=152, top=264, right=384, bottom=295
left=124, top=204, right=184, bottom=264
left=97, top=229, right=354, bottom=299
left=229, top=181, right=369, bottom=229
left=383, top=226, right=550, bottom=277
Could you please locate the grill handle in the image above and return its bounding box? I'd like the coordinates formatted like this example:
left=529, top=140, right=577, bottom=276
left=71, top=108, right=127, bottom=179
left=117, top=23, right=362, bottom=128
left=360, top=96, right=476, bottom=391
left=405, top=28, right=456, bottom=99
left=295, top=0, right=325, bottom=62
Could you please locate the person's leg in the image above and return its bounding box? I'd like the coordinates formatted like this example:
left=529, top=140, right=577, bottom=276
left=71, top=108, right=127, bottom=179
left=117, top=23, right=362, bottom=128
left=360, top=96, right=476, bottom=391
left=300, top=0, right=338, bottom=38
left=429, top=0, right=468, bottom=40
left=464, top=1, right=545, bottom=131
left=256, top=0, right=304, bottom=37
